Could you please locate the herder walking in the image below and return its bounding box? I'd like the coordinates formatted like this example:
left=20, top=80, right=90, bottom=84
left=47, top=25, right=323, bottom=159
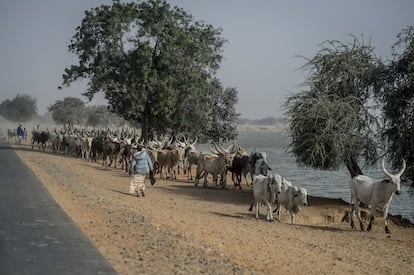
left=129, top=144, right=154, bottom=197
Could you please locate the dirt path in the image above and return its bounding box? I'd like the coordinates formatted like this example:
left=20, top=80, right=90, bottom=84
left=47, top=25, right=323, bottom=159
left=10, top=143, right=414, bottom=275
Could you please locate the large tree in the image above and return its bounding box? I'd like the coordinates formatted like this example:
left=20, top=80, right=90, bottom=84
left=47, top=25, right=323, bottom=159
left=0, top=94, right=38, bottom=122
left=285, top=37, right=382, bottom=178
left=48, top=97, right=86, bottom=126
left=203, top=80, right=239, bottom=143
left=60, top=0, right=236, bottom=143
left=379, top=26, right=414, bottom=182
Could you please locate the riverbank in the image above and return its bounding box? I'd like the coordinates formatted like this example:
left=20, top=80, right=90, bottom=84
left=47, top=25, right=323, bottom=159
left=237, top=124, right=288, bottom=132
left=8, top=142, right=414, bottom=275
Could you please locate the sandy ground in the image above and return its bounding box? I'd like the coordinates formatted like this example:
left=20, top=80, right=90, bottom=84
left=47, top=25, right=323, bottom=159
left=5, top=137, right=414, bottom=275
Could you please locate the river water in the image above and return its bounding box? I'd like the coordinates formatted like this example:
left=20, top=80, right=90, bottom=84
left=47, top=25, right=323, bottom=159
left=204, top=130, right=414, bottom=222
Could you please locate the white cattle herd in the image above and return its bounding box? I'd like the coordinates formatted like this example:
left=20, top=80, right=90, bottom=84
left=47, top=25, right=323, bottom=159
left=8, top=126, right=407, bottom=233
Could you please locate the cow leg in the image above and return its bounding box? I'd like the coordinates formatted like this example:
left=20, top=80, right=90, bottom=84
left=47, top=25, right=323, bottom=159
left=352, top=202, right=365, bottom=231
left=350, top=204, right=355, bottom=229
left=194, top=167, right=202, bottom=186
left=171, top=166, right=176, bottom=180
left=266, top=202, right=273, bottom=222
left=172, top=166, right=177, bottom=179
left=350, top=202, right=364, bottom=230
left=234, top=173, right=241, bottom=189
left=232, top=172, right=236, bottom=185
left=221, top=174, right=226, bottom=189
left=203, top=173, right=208, bottom=188
left=367, top=215, right=375, bottom=232
left=212, top=174, right=218, bottom=187
left=243, top=172, right=249, bottom=187
left=255, top=202, right=260, bottom=219
left=167, top=166, right=172, bottom=180
left=382, top=204, right=391, bottom=234
left=187, top=164, right=192, bottom=181
left=357, top=207, right=365, bottom=231
left=237, top=177, right=243, bottom=190
left=289, top=210, right=296, bottom=224
left=367, top=205, right=376, bottom=232
left=188, top=165, right=193, bottom=181
left=108, top=157, right=113, bottom=167
left=158, top=166, right=163, bottom=179
left=113, top=155, right=118, bottom=169
left=274, top=203, right=281, bottom=220
left=222, top=172, right=227, bottom=189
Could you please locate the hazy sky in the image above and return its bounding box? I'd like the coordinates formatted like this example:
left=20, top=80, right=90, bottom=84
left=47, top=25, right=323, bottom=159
left=1, top=0, right=413, bottom=119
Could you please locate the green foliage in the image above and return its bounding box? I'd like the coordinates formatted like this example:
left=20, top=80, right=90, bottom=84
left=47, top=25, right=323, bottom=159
left=287, top=93, right=377, bottom=170
left=0, top=94, right=38, bottom=122
left=300, top=36, right=382, bottom=101
left=85, top=105, right=108, bottom=128
left=203, top=82, right=239, bottom=143
left=285, top=37, right=380, bottom=176
left=61, top=0, right=236, bottom=143
left=48, top=97, right=86, bottom=126
left=85, top=105, right=129, bottom=128
left=379, top=26, right=414, bottom=181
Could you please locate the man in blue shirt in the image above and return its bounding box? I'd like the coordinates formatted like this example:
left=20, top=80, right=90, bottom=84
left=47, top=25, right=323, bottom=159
left=16, top=124, right=24, bottom=144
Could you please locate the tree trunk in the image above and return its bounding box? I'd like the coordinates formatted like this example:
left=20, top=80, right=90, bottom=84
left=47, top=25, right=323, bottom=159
left=141, top=116, right=149, bottom=145
left=345, top=157, right=363, bottom=178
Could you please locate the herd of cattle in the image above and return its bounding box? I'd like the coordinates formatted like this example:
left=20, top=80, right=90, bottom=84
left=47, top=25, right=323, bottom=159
left=6, top=126, right=408, bottom=233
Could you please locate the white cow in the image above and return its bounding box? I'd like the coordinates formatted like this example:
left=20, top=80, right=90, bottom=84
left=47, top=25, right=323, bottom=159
left=7, top=129, right=17, bottom=143
left=195, top=143, right=237, bottom=188
left=81, top=136, right=93, bottom=160
left=349, top=158, right=406, bottom=234
left=274, top=176, right=308, bottom=224
left=248, top=174, right=282, bottom=222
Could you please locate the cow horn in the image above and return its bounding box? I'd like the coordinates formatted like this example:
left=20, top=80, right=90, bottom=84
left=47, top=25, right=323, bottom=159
left=208, top=144, right=217, bottom=154
left=397, top=159, right=406, bottom=178
left=216, top=143, right=226, bottom=154
left=381, top=158, right=407, bottom=178
left=211, top=142, right=223, bottom=154
left=381, top=158, right=393, bottom=179
left=191, top=136, right=198, bottom=146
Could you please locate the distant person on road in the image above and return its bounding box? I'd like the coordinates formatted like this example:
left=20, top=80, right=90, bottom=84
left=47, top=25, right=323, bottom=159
left=129, top=144, right=155, bottom=197
left=16, top=124, right=24, bottom=144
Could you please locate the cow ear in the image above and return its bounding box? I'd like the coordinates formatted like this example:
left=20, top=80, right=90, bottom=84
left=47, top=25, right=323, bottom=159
left=382, top=179, right=390, bottom=183
left=293, top=191, right=299, bottom=197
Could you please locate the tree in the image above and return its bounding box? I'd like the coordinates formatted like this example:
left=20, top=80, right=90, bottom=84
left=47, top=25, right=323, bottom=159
left=285, top=37, right=381, bottom=178
left=85, top=105, right=128, bottom=128
left=0, top=94, right=38, bottom=122
left=48, top=97, right=85, bottom=126
left=379, top=26, right=414, bottom=182
left=203, top=81, right=239, bottom=143
left=60, top=0, right=236, bottom=143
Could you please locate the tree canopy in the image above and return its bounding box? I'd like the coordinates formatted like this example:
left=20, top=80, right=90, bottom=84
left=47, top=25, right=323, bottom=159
left=285, top=37, right=381, bottom=177
left=379, top=26, right=414, bottom=181
left=61, top=0, right=238, bottom=143
left=0, top=94, right=38, bottom=122
left=286, top=29, right=414, bottom=183
left=48, top=97, right=85, bottom=126
left=84, top=105, right=128, bottom=128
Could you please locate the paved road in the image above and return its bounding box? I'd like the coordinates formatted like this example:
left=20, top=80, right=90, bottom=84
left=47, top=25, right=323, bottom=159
left=0, top=142, right=116, bottom=274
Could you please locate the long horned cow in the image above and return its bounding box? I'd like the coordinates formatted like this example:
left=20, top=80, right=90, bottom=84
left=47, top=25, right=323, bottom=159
left=349, top=158, right=406, bottom=234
